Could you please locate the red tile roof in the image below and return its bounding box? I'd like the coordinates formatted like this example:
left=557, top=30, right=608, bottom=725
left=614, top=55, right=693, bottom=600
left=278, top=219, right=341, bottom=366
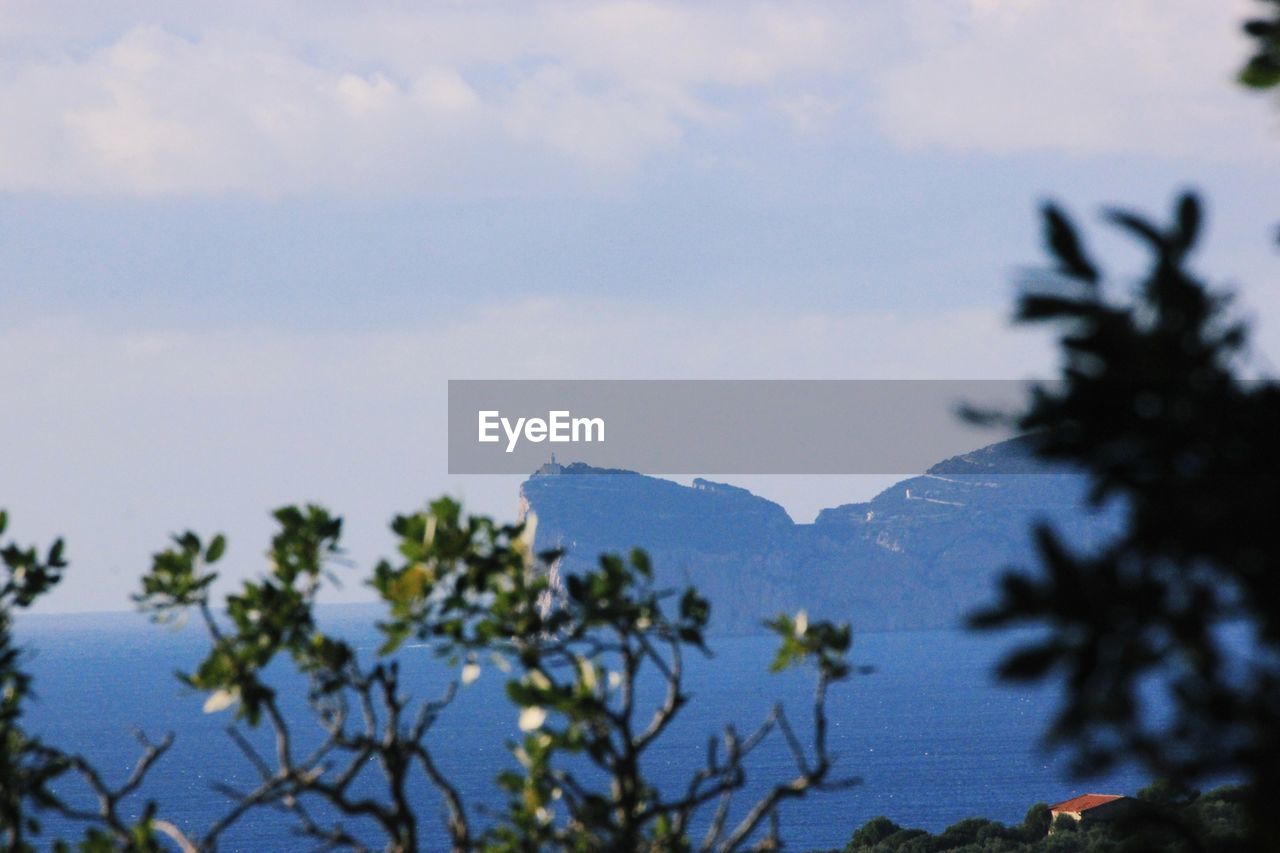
left=1049, top=794, right=1125, bottom=813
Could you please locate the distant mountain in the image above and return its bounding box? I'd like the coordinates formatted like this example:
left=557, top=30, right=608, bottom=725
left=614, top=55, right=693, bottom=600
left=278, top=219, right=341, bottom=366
left=517, top=439, right=1122, bottom=634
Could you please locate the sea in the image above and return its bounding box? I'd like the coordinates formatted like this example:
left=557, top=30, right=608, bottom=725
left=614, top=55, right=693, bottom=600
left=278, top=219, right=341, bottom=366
left=14, top=607, right=1149, bottom=852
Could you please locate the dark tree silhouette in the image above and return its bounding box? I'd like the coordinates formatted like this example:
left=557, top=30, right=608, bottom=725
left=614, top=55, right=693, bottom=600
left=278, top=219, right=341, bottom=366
left=970, top=193, right=1280, bottom=850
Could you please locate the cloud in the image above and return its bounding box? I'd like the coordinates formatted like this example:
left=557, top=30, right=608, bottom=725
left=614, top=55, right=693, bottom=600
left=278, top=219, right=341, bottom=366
left=0, top=1, right=1271, bottom=195
left=875, top=0, right=1275, bottom=158
left=0, top=2, right=866, bottom=196
left=1, top=25, right=487, bottom=195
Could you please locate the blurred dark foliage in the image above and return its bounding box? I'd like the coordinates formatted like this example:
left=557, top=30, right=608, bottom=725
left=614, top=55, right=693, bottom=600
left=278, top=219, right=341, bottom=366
left=969, top=193, right=1280, bottom=851
left=1241, top=0, right=1280, bottom=89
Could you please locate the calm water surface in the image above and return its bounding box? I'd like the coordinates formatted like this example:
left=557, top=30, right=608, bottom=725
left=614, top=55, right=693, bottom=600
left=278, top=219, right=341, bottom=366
left=16, top=608, right=1148, bottom=851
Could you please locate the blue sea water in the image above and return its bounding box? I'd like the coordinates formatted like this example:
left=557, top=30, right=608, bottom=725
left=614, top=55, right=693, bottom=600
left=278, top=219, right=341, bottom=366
left=14, top=608, right=1148, bottom=851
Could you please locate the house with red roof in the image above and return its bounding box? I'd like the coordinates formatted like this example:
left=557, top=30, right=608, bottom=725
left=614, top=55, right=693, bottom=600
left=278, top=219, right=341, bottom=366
left=1049, top=793, right=1133, bottom=827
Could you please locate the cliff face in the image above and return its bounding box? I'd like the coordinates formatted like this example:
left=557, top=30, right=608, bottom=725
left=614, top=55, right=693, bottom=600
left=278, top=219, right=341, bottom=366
left=518, top=441, right=1122, bottom=634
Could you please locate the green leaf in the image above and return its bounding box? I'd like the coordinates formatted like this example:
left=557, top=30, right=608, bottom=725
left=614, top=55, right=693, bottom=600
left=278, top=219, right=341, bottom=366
left=998, top=645, right=1060, bottom=680
left=1174, top=193, right=1202, bottom=252
left=630, top=548, right=652, bottom=578
left=1017, top=295, right=1098, bottom=322
left=1104, top=209, right=1164, bottom=250
left=1239, top=54, right=1280, bottom=89
left=1043, top=204, right=1099, bottom=284
left=205, top=534, right=227, bottom=564
left=1245, top=17, right=1279, bottom=37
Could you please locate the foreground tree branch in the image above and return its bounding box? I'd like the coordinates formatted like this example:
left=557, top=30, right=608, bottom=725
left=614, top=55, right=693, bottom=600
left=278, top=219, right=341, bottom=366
left=1, top=512, right=184, bottom=851
left=4, top=495, right=860, bottom=851
left=370, top=502, right=862, bottom=851
left=970, top=193, right=1280, bottom=849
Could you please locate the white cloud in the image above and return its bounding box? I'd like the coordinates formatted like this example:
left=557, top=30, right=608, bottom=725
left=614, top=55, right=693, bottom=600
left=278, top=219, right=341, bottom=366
left=0, top=2, right=867, bottom=196
left=0, top=1, right=1271, bottom=193
left=0, top=25, right=487, bottom=194
left=875, top=0, right=1275, bottom=158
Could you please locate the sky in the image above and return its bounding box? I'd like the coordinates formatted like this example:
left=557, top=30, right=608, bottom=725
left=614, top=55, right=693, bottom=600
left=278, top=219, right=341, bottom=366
left=2, top=0, right=1279, bottom=613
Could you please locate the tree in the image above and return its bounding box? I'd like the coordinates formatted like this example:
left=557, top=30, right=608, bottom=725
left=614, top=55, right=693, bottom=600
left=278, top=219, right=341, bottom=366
left=2, top=500, right=858, bottom=851
left=845, top=815, right=903, bottom=849
left=1022, top=803, right=1052, bottom=841
left=0, top=511, right=184, bottom=851
left=969, top=193, right=1280, bottom=850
